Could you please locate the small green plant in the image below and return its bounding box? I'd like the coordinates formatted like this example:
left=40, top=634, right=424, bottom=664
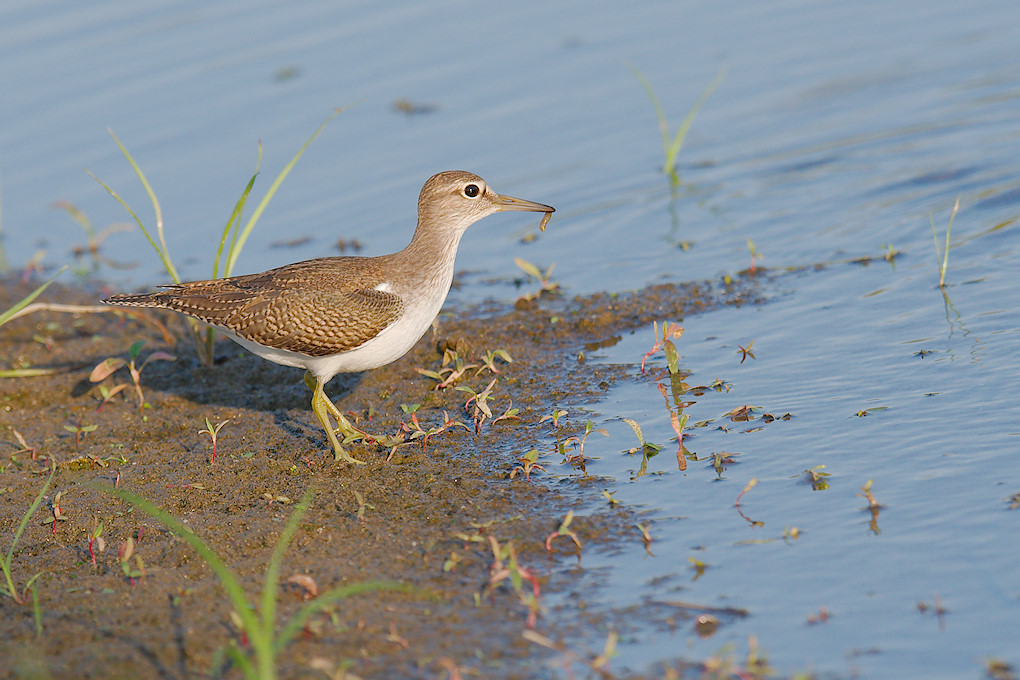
left=396, top=406, right=466, bottom=454
left=482, top=535, right=541, bottom=629
left=118, top=536, right=145, bottom=585
left=513, top=257, right=559, bottom=302
left=640, top=321, right=684, bottom=374
left=477, top=348, right=512, bottom=375
left=930, top=196, right=960, bottom=288
left=544, top=510, right=582, bottom=554
left=539, top=408, right=569, bottom=428
left=89, top=340, right=175, bottom=409
left=510, top=449, right=545, bottom=481
left=456, top=377, right=498, bottom=432
left=802, top=465, right=831, bottom=491
left=87, top=520, right=106, bottom=566
left=96, top=484, right=403, bottom=680
left=1, top=469, right=55, bottom=636
left=199, top=417, right=230, bottom=463
left=53, top=200, right=132, bottom=274
left=352, top=489, right=374, bottom=521
left=628, top=64, right=726, bottom=185
left=710, top=451, right=740, bottom=479
left=63, top=421, right=98, bottom=449
left=561, top=419, right=609, bottom=470
left=416, top=348, right=479, bottom=389
left=620, top=418, right=662, bottom=457
left=737, top=340, right=756, bottom=364
left=746, top=238, right=761, bottom=272
left=89, top=110, right=343, bottom=366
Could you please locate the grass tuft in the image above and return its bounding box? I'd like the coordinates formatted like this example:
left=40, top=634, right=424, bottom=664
left=95, top=483, right=405, bottom=680
left=1, top=469, right=56, bottom=636
left=628, top=64, right=726, bottom=185
left=89, top=109, right=344, bottom=366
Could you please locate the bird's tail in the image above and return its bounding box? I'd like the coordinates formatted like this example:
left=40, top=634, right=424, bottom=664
left=102, top=292, right=164, bottom=308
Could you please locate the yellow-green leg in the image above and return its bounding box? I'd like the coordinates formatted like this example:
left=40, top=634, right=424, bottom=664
left=305, top=371, right=366, bottom=464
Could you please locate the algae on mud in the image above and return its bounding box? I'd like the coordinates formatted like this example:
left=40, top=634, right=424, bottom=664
left=0, top=275, right=760, bottom=679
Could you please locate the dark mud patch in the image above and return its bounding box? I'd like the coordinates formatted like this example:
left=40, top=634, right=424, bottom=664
left=0, top=274, right=763, bottom=680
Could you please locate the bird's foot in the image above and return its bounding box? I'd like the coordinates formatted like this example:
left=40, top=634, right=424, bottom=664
left=309, top=375, right=367, bottom=465
left=306, top=372, right=405, bottom=461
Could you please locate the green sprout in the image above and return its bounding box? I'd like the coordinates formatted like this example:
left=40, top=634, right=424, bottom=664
left=89, top=339, right=175, bottom=410
left=514, top=257, right=559, bottom=302
left=628, top=64, right=726, bottom=185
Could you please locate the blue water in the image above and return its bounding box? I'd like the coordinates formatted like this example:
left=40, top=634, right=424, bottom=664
left=2, top=0, right=1018, bottom=677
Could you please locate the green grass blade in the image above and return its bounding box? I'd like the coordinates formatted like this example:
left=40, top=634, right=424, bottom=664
left=229, top=143, right=265, bottom=268
left=929, top=213, right=942, bottom=266
left=225, top=109, right=343, bottom=276
left=626, top=63, right=671, bottom=152
left=2, top=469, right=54, bottom=598
left=86, top=170, right=181, bottom=284
left=663, top=68, right=726, bottom=175
left=941, top=197, right=959, bottom=287
left=275, top=581, right=410, bottom=654
left=28, top=573, right=44, bottom=636
left=0, top=368, right=61, bottom=378
left=223, top=643, right=258, bottom=680
left=214, top=169, right=260, bottom=280
left=0, top=265, right=67, bottom=328
left=94, top=483, right=262, bottom=642
left=259, top=488, right=315, bottom=643
left=107, top=130, right=174, bottom=276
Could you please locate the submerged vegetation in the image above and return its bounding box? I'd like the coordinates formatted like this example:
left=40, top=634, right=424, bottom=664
left=628, top=64, right=726, bottom=185
left=931, top=195, right=960, bottom=288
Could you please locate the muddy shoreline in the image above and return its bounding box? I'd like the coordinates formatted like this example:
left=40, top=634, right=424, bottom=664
left=0, top=275, right=761, bottom=680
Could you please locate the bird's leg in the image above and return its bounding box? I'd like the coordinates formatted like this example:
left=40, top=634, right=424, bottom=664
left=305, top=371, right=366, bottom=465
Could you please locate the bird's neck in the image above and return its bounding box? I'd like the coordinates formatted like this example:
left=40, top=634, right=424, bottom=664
left=393, top=220, right=466, bottom=294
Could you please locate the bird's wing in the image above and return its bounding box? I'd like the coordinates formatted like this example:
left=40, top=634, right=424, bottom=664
left=152, top=258, right=405, bottom=356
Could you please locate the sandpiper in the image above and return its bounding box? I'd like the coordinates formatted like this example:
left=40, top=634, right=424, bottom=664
left=103, top=171, right=554, bottom=463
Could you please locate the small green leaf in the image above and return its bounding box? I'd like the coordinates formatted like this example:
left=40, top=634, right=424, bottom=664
left=514, top=257, right=543, bottom=280
left=128, top=340, right=145, bottom=361
left=663, top=340, right=679, bottom=374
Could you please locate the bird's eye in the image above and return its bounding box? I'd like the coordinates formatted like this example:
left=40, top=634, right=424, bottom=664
left=463, top=183, right=480, bottom=198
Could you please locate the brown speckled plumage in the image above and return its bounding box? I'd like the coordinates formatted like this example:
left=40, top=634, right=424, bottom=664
left=105, top=256, right=404, bottom=356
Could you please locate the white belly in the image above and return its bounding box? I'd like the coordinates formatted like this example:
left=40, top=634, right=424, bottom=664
left=219, top=280, right=449, bottom=384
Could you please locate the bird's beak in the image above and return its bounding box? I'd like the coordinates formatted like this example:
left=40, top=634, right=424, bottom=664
left=494, top=194, right=555, bottom=231
left=495, top=194, right=554, bottom=214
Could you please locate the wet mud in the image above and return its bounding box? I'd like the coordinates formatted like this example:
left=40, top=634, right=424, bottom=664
left=0, top=274, right=762, bottom=679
